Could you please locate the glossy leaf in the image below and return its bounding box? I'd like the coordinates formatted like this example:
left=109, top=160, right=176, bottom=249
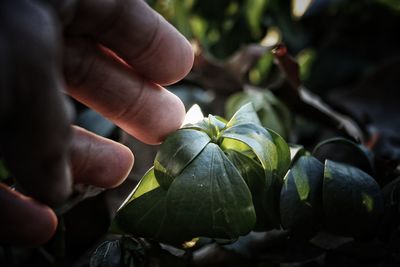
left=221, top=123, right=276, bottom=178
left=166, top=143, right=256, bottom=240
left=128, top=167, right=159, bottom=202
left=269, top=129, right=291, bottom=181
left=226, top=102, right=262, bottom=127
left=225, top=149, right=271, bottom=229
left=110, top=187, right=177, bottom=242
left=323, top=160, right=383, bottom=237
left=313, top=137, right=374, bottom=175
left=280, top=156, right=324, bottom=236
left=154, top=129, right=210, bottom=189
left=183, top=115, right=226, bottom=140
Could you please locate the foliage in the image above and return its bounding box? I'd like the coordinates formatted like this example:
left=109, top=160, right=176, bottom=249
left=109, top=104, right=383, bottom=249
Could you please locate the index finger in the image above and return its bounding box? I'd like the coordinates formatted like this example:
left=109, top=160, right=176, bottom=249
left=64, top=0, right=194, bottom=86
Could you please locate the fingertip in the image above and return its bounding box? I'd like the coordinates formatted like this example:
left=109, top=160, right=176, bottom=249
left=0, top=184, right=58, bottom=246
left=124, top=87, right=186, bottom=145
left=148, top=27, right=194, bottom=86
left=71, top=127, right=134, bottom=188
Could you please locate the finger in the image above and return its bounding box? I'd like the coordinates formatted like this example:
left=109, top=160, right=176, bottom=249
left=64, top=38, right=186, bottom=144
left=70, top=126, right=134, bottom=188
left=0, top=0, right=73, bottom=206
left=0, top=184, right=58, bottom=246
left=65, top=0, right=194, bottom=85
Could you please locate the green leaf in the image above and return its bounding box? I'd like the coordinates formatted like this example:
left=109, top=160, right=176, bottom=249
left=226, top=102, right=262, bottom=127
left=225, top=90, right=292, bottom=139
left=0, top=159, right=10, bottom=181
left=280, top=156, right=324, bottom=237
left=225, top=149, right=273, bottom=230
left=220, top=124, right=285, bottom=227
left=154, top=129, right=210, bottom=189
left=221, top=123, right=276, bottom=177
left=313, top=137, right=374, bottom=176
left=111, top=187, right=176, bottom=242
left=183, top=115, right=226, bottom=141
left=166, top=143, right=256, bottom=240
left=269, top=129, right=291, bottom=182
left=323, top=160, right=383, bottom=237
left=128, top=167, right=160, bottom=202
left=113, top=143, right=256, bottom=244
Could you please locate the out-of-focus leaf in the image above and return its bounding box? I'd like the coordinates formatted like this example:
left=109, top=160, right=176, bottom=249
left=280, top=156, right=324, bottom=237
left=0, top=159, right=10, bottom=181
left=312, top=137, right=374, bottom=176
left=323, top=160, right=383, bottom=237
left=154, top=129, right=210, bottom=189
left=166, top=143, right=256, bottom=241
left=186, top=44, right=270, bottom=93
left=225, top=89, right=292, bottom=139
left=272, top=43, right=365, bottom=142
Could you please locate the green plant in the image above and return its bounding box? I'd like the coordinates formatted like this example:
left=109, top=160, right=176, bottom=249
left=109, top=103, right=383, bottom=247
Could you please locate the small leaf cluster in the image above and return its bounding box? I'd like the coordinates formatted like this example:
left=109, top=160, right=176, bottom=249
left=111, top=104, right=383, bottom=245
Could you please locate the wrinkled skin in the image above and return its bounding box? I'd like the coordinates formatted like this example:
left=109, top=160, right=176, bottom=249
left=0, top=0, right=193, bottom=245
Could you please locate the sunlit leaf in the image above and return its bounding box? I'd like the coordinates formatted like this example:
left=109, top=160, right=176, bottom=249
left=154, top=129, right=210, bottom=189
left=127, top=167, right=159, bottom=202
left=110, top=187, right=176, bottom=242
left=269, top=129, right=291, bottom=181
left=280, top=156, right=324, bottom=237
left=226, top=102, right=262, bottom=127
left=322, top=160, right=383, bottom=237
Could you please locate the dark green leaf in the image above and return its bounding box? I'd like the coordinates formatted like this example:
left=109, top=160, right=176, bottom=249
left=154, top=129, right=210, bottom=189
left=166, top=143, right=256, bottom=240
left=312, top=137, right=374, bottom=175
left=280, top=156, right=324, bottom=237
left=220, top=123, right=283, bottom=227
left=323, top=160, right=383, bottom=237
left=110, top=187, right=177, bottom=243
left=90, top=240, right=123, bottom=267
left=225, top=149, right=271, bottom=229
left=0, top=159, right=10, bottom=181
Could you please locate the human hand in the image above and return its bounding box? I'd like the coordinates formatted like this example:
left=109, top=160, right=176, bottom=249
left=0, top=0, right=193, bottom=245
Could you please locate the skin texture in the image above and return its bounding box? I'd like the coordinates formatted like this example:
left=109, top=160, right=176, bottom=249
left=0, top=0, right=193, bottom=245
